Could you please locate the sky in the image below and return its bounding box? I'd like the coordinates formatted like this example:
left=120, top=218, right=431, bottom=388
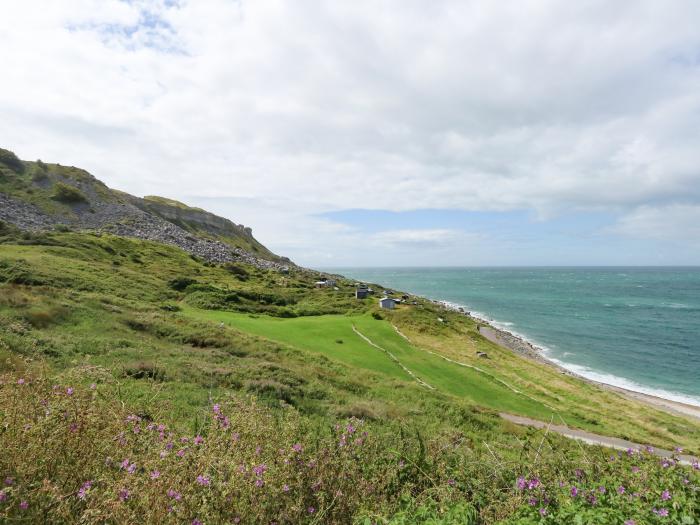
left=1, top=0, right=700, bottom=267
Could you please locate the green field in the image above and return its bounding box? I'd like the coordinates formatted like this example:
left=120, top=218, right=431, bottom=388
left=184, top=308, right=554, bottom=419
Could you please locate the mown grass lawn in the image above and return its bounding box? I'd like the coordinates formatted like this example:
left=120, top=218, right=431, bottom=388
left=183, top=307, right=555, bottom=420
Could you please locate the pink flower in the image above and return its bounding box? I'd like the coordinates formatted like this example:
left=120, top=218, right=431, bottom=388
left=570, top=487, right=579, bottom=498
left=308, top=507, right=315, bottom=514
left=661, top=490, right=671, bottom=501
left=120, top=459, right=130, bottom=470
left=192, top=520, right=202, bottom=525
left=516, top=477, right=526, bottom=490
left=212, top=404, right=221, bottom=414
left=292, top=443, right=303, bottom=453
left=4, top=478, right=14, bottom=486
left=17, top=378, right=25, bottom=385
left=0, top=491, right=7, bottom=503
left=66, top=387, right=74, bottom=396
left=167, top=489, right=182, bottom=501
left=77, top=480, right=92, bottom=499
left=19, top=501, right=29, bottom=510
left=194, top=435, right=204, bottom=445
left=118, top=489, right=129, bottom=501
left=177, top=449, right=186, bottom=458
left=150, top=471, right=160, bottom=480
left=196, top=475, right=210, bottom=486
left=539, top=508, right=547, bottom=516
left=282, top=484, right=290, bottom=492
left=127, top=463, right=137, bottom=474
left=617, top=486, right=625, bottom=494
left=90, top=383, right=96, bottom=390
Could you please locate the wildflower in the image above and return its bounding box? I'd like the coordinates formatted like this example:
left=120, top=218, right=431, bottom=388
left=192, top=520, right=202, bottom=525
left=516, top=476, right=526, bottom=490
left=120, top=459, right=130, bottom=470
left=693, top=461, right=699, bottom=470
left=127, top=463, right=137, bottom=474
left=683, top=478, right=690, bottom=485
left=292, top=443, right=303, bottom=453
left=167, top=489, right=182, bottom=501
left=625, top=521, right=636, bottom=525
left=255, top=446, right=262, bottom=455
left=527, top=478, right=540, bottom=490
left=77, top=480, right=92, bottom=499
left=588, top=495, right=598, bottom=506
left=653, top=508, right=669, bottom=517
left=0, top=491, right=6, bottom=503
left=661, top=490, right=671, bottom=501
left=196, top=475, right=210, bottom=486
left=528, top=497, right=537, bottom=506
left=90, top=383, right=96, bottom=389
left=598, top=486, right=606, bottom=493
left=180, top=437, right=189, bottom=444
left=66, top=387, right=74, bottom=396
left=20, top=501, right=29, bottom=510
left=177, top=449, right=186, bottom=458
left=118, top=489, right=129, bottom=501
left=308, top=507, right=315, bottom=514
left=253, top=464, right=267, bottom=476
left=661, top=459, right=672, bottom=468
left=539, top=508, right=547, bottom=516
left=617, top=486, right=625, bottom=495
left=645, top=446, right=654, bottom=453
left=194, top=435, right=204, bottom=445
left=150, top=470, right=160, bottom=480
left=282, top=484, right=290, bottom=492
left=232, top=433, right=240, bottom=442
left=213, top=404, right=221, bottom=414
left=4, top=478, right=13, bottom=486
left=255, top=479, right=264, bottom=487
left=570, top=487, right=578, bottom=498
left=166, top=442, right=174, bottom=450
left=675, top=447, right=683, bottom=453
left=346, top=423, right=356, bottom=434
left=160, top=451, right=168, bottom=459
left=17, top=378, right=25, bottom=385
left=447, top=479, right=456, bottom=486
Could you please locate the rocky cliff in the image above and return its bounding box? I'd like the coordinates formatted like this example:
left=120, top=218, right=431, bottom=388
left=0, top=147, right=291, bottom=271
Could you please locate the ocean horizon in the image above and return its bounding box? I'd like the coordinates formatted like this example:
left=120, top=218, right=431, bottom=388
left=324, top=266, right=700, bottom=407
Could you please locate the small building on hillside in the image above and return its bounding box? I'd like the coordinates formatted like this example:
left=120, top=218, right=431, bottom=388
left=355, top=287, right=369, bottom=299
left=379, top=297, right=396, bottom=309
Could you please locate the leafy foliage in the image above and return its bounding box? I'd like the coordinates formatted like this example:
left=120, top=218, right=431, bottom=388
left=51, top=182, right=88, bottom=203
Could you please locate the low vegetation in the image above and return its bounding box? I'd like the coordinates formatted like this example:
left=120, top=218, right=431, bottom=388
left=1, top=223, right=700, bottom=522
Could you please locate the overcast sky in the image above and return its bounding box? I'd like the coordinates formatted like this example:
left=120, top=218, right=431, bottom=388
left=1, top=0, right=700, bottom=266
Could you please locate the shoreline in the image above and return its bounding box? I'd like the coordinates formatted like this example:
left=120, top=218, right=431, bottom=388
left=435, top=301, right=700, bottom=422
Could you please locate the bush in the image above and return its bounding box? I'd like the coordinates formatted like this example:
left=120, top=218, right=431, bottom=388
left=122, top=362, right=167, bottom=381
left=223, top=263, right=249, bottom=280
left=168, top=277, right=197, bottom=291
left=372, top=312, right=384, bottom=320
left=51, top=182, right=87, bottom=203
left=0, top=147, right=24, bottom=172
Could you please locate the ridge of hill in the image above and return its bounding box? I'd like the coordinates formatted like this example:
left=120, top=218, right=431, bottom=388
left=0, top=147, right=288, bottom=270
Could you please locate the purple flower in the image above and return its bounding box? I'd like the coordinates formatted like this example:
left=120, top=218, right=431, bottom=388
left=118, top=489, right=129, bottom=501
left=645, top=446, right=654, bottom=453
left=180, top=437, right=189, bottom=443
left=253, top=464, right=267, bottom=476
left=19, top=500, right=29, bottom=510
left=570, top=487, right=578, bottom=498
left=150, top=470, right=160, bottom=480
left=661, top=489, right=671, bottom=501
left=127, top=463, right=137, bottom=474
left=653, top=508, right=669, bottom=517
left=120, top=459, right=130, bottom=470
left=66, top=387, right=74, bottom=396
left=631, top=466, right=640, bottom=473
left=527, top=478, right=540, bottom=490
left=292, top=443, right=303, bottom=453
left=192, top=520, right=202, bottom=525
left=196, top=475, right=210, bottom=486
left=4, top=478, right=13, bottom=486
left=255, top=479, right=264, bottom=487
left=617, top=486, right=625, bottom=495
left=282, top=484, right=290, bottom=492
left=675, top=447, right=683, bottom=453
left=90, top=383, right=97, bottom=390
left=0, top=491, right=7, bottom=503
left=625, top=521, right=636, bottom=525
left=17, top=378, right=25, bottom=385
left=539, top=508, right=547, bottom=516
left=77, top=480, right=92, bottom=499
left=194, top=435, right=204, bottom=445
left=308, top=507, right=316, bottom=514
left=177, top=449, right=186, bottom=458
left=598, top=486, right=606, bottom=493
left=447, top=479, right=456, bottom=486
left=516, top=476, right=526, bottom=490
left=167, top=489, right=182, bottom=501
left=528, top=497, right=537, bottom=506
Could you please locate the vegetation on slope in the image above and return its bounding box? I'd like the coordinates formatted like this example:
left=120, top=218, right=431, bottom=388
left=1, top=227, right=699, bottom=523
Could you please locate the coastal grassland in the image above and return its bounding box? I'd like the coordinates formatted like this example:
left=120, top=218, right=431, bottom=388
left=1, top=230, right=700, bottom=522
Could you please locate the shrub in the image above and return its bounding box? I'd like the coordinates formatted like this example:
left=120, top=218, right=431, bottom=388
left=372, top=312, right=383, bottom=320
left=168, top=277, right=197, bottom=291
left=122, top=362, right=167, bottom=381
left=51, top=182, right=87, bottom=203
left=223, top=263, right=249, bottom=280
left=0, top=147, right=24, bottom=172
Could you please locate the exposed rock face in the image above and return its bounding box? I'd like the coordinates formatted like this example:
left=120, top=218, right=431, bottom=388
left=0, top=193, right=291, bottom=271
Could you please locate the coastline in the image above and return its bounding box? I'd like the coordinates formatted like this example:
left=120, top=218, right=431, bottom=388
left=436, top=301, right=700, bottom=422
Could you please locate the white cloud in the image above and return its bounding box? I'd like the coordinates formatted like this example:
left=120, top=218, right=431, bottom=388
left=1, top=1, right=700, bottom=263
left=608, top=205, right=700, bottom=241
left=369, top=229, right=464, bottom=248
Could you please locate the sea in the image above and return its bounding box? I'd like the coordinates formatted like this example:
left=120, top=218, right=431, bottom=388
left=325, top=267, right=700, bottom=407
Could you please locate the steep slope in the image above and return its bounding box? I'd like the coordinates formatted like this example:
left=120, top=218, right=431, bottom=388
left=0, top=147, right=288, bottom=269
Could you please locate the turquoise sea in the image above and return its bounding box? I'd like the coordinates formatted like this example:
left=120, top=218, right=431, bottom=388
left=326, top=267, right=700, bottom=406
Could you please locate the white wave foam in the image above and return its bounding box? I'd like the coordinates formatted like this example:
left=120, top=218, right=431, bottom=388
left=437, top=300, right=700, bottom=408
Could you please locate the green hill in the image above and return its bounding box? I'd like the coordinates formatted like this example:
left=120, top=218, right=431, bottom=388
left=1, top=149, right=699, bottom=523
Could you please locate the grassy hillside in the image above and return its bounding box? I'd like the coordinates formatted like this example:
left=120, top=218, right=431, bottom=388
left=1, top=225, right=699, bottom=523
